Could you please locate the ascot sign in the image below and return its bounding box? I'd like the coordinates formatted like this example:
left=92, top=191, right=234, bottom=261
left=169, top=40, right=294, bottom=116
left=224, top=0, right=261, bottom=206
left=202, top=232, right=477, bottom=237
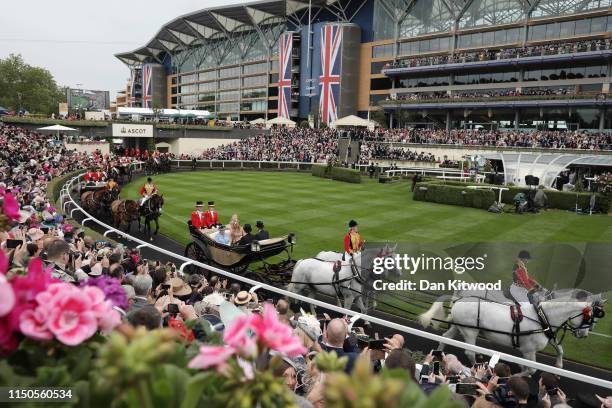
left=111, top=124, right=153, bottom=138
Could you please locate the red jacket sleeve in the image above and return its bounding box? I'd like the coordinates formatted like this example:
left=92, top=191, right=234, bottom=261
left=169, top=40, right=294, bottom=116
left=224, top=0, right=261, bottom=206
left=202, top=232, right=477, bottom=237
left=191, top=212, right=203, bottom=229
left=344, top=234, right=351, bottom=253
left=516, top=267, right=535, bottom=290
left=139, top=185, right=145, bottom=196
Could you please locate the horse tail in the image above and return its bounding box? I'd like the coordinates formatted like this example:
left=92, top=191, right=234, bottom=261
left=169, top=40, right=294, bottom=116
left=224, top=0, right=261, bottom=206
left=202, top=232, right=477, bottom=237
left=419, top=298, right=449, bottom=330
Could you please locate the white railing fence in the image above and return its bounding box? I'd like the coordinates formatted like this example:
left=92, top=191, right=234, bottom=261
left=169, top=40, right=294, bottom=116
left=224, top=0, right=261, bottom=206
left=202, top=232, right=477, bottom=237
left=59, top=174, right=612, bottom=390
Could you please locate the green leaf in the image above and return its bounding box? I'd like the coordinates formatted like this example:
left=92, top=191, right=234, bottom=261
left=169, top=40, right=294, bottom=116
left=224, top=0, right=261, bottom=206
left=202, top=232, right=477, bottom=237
left=181, top=372, right=215, bottom=408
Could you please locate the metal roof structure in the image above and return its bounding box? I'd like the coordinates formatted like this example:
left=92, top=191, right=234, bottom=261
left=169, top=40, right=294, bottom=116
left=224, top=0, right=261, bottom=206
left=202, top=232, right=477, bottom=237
left=482, top=152, right=612, bottom=186
left=114, top=0, right=370, bottom=66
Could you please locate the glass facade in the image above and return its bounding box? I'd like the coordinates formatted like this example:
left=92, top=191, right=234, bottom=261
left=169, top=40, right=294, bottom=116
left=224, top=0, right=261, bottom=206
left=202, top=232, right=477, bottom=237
left=457, top=28, right=522, bottom=49
left=163, top=18, right=286, bottom=116
left=459, top=0, right=525, bottom=29
left=399, top=0, right=453, bottom=37
left=399, top=37, right=452, bottom=56
left=532, top=0, right=612, bottom=18
left=528, top=16, right=612, bottom=41
left=523, top=64, right=608, bottom=81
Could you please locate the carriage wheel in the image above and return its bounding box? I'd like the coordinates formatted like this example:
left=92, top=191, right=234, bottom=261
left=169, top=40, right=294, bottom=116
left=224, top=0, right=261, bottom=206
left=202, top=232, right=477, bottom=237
left=184, top=242, right=209, bottom=276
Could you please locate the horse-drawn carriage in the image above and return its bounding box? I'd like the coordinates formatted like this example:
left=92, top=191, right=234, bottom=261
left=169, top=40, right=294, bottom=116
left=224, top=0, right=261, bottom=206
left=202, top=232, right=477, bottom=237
left=184, top=221, right=296, bottom=284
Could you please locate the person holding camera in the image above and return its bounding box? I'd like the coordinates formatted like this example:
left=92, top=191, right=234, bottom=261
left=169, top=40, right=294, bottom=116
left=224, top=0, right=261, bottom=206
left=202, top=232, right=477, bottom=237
left=45, top=239, right=77, bottom=282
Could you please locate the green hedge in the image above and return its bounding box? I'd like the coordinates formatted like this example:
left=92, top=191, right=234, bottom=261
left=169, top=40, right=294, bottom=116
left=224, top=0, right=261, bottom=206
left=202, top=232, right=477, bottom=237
left=312, top=165, right=361, bottom=183
left=48, top=170, right=83, bottom=203
left=331, top=167, right=361, bottom=184
left=1, top=116, right=107, bottom=127
left=417, top=180, right=610, bottom=213
left=413, top=183, right=496, bottom=210
left=312, top=164, right=330, bottom=178
left=379, top=175, right=401, bottom=184
left=498, top=186, right=610, bottom=213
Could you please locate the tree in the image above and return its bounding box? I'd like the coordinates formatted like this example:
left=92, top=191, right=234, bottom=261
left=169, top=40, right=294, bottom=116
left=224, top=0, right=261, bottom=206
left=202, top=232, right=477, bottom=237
left=370, top=108, right=387, bottom=128
left=0, top=54, right=65, bottom=114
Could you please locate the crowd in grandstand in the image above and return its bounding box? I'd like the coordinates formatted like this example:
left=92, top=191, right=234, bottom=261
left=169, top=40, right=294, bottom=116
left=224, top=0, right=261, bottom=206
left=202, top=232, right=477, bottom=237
left=177, top=127, right=612, bottom=164
left=359, top=143, right=436, bottom=163
left=391, top=88, right=574, bottom=101
left=181, top=127, right=339, bottom=162
left=372, top=128, right=612, bottom=150
left=385, top=39, right=612, bottom=70
left=2, top=123, right=610, bottom=407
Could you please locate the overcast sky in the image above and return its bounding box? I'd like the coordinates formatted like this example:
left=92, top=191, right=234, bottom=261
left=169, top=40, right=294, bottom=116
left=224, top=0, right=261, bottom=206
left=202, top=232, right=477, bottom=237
left=0, top=0, right=248, bottom=99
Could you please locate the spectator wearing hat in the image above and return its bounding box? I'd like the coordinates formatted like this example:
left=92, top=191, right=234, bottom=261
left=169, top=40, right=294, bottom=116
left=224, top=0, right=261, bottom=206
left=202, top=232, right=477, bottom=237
left=203, top=201, right=220, bottom=228
left=236, top=224, right=254, bottom=246
left=233, top=290, right=253, bottom=311
left=254, top=220, right=269, bottom=241
left=191, top=201, right=205, bottom=229
left=27, top=227, right=44, bottom=246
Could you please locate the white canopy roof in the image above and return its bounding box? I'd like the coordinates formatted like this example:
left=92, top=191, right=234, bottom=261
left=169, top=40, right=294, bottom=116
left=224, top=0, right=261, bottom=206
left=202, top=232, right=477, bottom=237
left=332, top=115, right=377, bottom=129
left=37, top=124, right=78, bottom=131
left=117, top=107, right=211, bottom=118
left=249, top=118, right=266, bottom=124
left=265, top=116, right=296, bottom=128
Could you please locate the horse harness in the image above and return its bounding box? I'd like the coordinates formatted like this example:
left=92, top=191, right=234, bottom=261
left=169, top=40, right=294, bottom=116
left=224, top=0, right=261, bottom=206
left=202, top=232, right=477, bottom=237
left=288, top=256, right=365, bottom=300
left=458, top=294, right=601, bottom=348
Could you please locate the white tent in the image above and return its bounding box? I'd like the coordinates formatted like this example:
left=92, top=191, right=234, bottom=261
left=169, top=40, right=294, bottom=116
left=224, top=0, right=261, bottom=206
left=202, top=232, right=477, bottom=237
left=265, top=116, right=296, bottom=128
left=116, top=107, right=211, bottom=118
left=38, top=124, right=78, bottom=139
left=250, top=118, right=266, bottom=125
left=331, top=115, right=377, bottom=131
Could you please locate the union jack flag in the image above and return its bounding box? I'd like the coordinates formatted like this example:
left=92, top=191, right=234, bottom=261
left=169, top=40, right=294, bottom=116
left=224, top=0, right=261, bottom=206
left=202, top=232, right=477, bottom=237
left=319, top=25, right=342, bottom=125
left=142, top=65, right=152, bottom=108
left=277, top=32, right=293, bottom=119
left=129, top=68, right=136, bottom=106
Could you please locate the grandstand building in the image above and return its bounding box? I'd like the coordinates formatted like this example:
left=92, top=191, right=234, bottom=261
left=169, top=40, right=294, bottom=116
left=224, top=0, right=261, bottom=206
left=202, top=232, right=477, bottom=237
left=115, top=0, right=612, bottom=129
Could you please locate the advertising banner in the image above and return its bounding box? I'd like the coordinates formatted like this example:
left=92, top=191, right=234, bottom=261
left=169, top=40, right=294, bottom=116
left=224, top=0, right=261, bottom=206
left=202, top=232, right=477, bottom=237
left=111, top=123, right=153, bottom=138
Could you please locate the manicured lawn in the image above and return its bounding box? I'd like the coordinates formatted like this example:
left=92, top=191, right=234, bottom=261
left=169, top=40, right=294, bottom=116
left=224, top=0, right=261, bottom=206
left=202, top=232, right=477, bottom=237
left=121, top=171, right=611, bottom=369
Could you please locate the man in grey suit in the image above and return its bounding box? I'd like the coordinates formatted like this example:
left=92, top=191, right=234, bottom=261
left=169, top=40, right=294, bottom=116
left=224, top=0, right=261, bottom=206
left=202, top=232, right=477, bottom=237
left=127, top=275, right=153, bottom=315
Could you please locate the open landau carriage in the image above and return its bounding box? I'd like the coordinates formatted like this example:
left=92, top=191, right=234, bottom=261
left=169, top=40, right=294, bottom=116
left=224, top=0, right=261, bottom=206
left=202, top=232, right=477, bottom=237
left=184, top=221, right=296, bottom=284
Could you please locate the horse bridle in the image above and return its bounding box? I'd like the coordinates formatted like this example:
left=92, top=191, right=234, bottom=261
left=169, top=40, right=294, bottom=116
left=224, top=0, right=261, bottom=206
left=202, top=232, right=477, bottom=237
left=555, top=304, right=604, bottom=342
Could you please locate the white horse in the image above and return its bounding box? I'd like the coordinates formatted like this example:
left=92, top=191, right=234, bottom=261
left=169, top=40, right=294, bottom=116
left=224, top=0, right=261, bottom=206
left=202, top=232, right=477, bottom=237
left=289, top=244, right=401, bottom=315
left=419, top=289, right=605, bottom=373
left=288, top=252, right=366, bottom=315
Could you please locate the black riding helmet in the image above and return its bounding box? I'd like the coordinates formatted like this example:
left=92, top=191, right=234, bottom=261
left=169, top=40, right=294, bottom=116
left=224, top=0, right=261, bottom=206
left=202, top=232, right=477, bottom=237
left=518, top=250, right=531, bottom=260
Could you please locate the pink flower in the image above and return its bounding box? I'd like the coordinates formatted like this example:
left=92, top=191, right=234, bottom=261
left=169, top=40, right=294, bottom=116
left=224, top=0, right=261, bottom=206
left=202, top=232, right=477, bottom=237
left=0, top=274, right=14, bottom=317
left=223, top=315, right=257, bottom=358
left=11, top=258, right=57, bottom=304
left=2, top=192, right=20, bottom=221
left=188, top=345, right=235, bottom=372
left=44, top=283, right=98, bottom=346
left=81, top=286, right=121, bottom=334
left=0, top=250, right=7, bottom=275
left=250, top=304, right=307, bottom=358
left=19, top=308, right=53, bottom=340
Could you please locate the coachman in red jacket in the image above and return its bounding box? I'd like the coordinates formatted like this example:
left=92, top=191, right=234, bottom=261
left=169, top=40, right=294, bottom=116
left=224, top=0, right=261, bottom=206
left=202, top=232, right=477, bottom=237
left=191, top=201, right=205, bottom=229
left=203, top=201, right=220, bottom=228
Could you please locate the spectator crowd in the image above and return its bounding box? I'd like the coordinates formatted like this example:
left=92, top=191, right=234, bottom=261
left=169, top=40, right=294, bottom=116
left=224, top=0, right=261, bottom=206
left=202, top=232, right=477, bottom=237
left=1, top=122, right=611, bottom=407
left=385, top=39, right=612, bottom=70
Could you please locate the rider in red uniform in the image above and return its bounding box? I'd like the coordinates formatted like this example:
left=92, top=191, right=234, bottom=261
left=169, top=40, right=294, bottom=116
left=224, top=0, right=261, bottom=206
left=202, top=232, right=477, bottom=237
left=139, top=177, right=158, bottom=207
left=510, top=250, right=552, bottom=337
